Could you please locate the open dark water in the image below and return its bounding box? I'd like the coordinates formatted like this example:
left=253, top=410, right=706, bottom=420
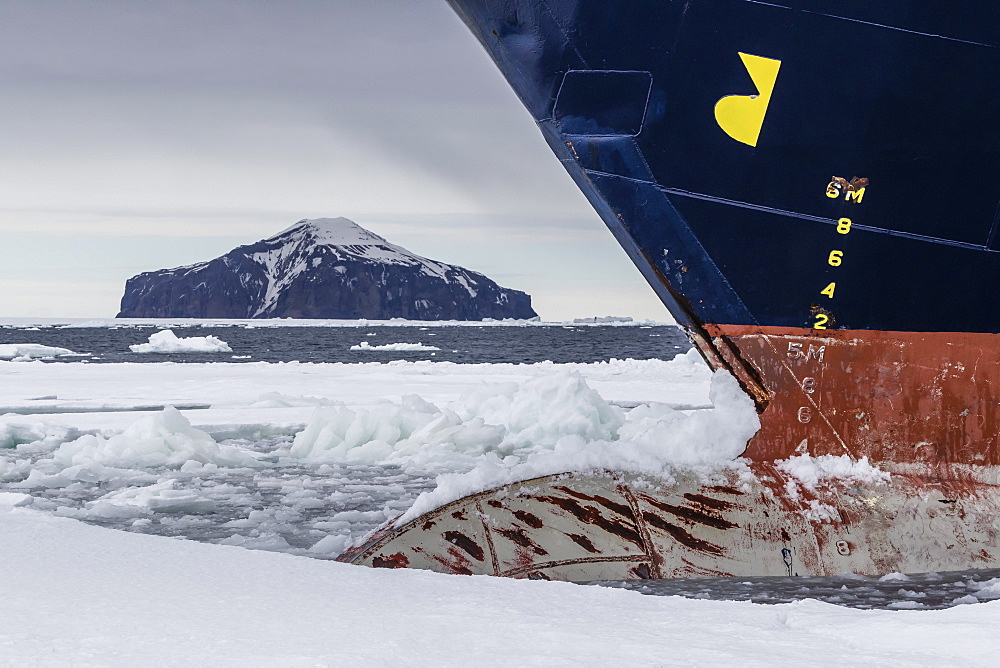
left=0, top=324, right=690, bottom=364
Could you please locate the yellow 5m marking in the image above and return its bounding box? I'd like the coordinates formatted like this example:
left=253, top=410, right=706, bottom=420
left=714, top=52, right=782, bottom=147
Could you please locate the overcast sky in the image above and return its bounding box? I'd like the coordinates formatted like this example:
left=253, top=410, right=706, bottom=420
left=0, top=0, right=671, bottom=321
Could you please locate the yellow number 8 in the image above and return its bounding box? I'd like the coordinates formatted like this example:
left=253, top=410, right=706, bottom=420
left=837, top=218, right=852, bottom=234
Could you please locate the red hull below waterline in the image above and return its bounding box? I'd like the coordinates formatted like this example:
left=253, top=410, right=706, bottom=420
left=700, top=326, right=1000, bottom=468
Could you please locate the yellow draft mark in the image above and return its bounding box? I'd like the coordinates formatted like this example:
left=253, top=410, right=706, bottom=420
left=714, top=53, right=782, bottom=147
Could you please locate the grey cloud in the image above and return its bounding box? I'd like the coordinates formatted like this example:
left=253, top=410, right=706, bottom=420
left=0, top=0, right=579, bottom=217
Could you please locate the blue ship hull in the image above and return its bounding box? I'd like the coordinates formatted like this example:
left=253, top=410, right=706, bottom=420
left=446, top=0, right=1000, bottom=334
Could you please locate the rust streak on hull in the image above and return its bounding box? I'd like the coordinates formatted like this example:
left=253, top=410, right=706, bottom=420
left=341, top=461, right=1000, bottom=581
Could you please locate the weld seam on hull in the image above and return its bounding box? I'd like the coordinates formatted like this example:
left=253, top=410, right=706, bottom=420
left=617, top=479, right=663, bottom=578
left=501, top=554, right=649, bottom=578
left=476, top=499, right=502, bottom=577
left=739, top=0, right=998, bottom=47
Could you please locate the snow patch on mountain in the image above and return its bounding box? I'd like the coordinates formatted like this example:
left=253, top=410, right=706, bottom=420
left=246, top=218, right=468, bottom=317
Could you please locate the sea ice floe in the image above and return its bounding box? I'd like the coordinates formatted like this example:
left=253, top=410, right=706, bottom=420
left=69, top=480, right=218, bottom=519
left=51, top=406, right=257, bottom=470
left=309, top=534, right=350, bottom=555
left=0, top=343, right=81, bottom=360
left=219, top=533, right=292, bottom=551
left=129, top=329, right=232, bottom=354
left=0, top=423, right=81, bottom=450
left=350, top=341, right=441, bottom=352
left=250, top=391, right=335, bottom=408
left=886, top=600, right=925, bottom=609
left=970, top=578, right=1000, bottom=600
left=0, top=458, right=32, bottom=482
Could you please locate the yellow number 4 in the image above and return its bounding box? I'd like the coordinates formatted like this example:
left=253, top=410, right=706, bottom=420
left=820, top=282, right=836, bottom=298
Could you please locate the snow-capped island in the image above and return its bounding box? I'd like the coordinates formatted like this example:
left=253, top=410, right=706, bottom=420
left=117, top=217, right=537, bottom=320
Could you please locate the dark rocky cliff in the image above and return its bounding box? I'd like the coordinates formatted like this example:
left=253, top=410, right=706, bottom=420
left=117, top=218, right=537, bottom=320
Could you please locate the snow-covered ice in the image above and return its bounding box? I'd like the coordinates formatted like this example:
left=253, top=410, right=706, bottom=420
left=129, top=329, right=233, bottom=353
left=1, top=346, right=998, bottom=662
left=0, top=500, right=998, bottom=664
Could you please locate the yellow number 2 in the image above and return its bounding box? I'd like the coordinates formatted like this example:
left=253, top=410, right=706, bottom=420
left=813, top=313, right=829, bottom=330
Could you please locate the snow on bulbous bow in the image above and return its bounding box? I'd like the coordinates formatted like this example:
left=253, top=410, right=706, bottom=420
left=117, top=217, right=537, bottom=320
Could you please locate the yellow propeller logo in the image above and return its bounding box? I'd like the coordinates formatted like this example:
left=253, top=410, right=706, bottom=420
left=714, top=52, right=782, bottom=147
